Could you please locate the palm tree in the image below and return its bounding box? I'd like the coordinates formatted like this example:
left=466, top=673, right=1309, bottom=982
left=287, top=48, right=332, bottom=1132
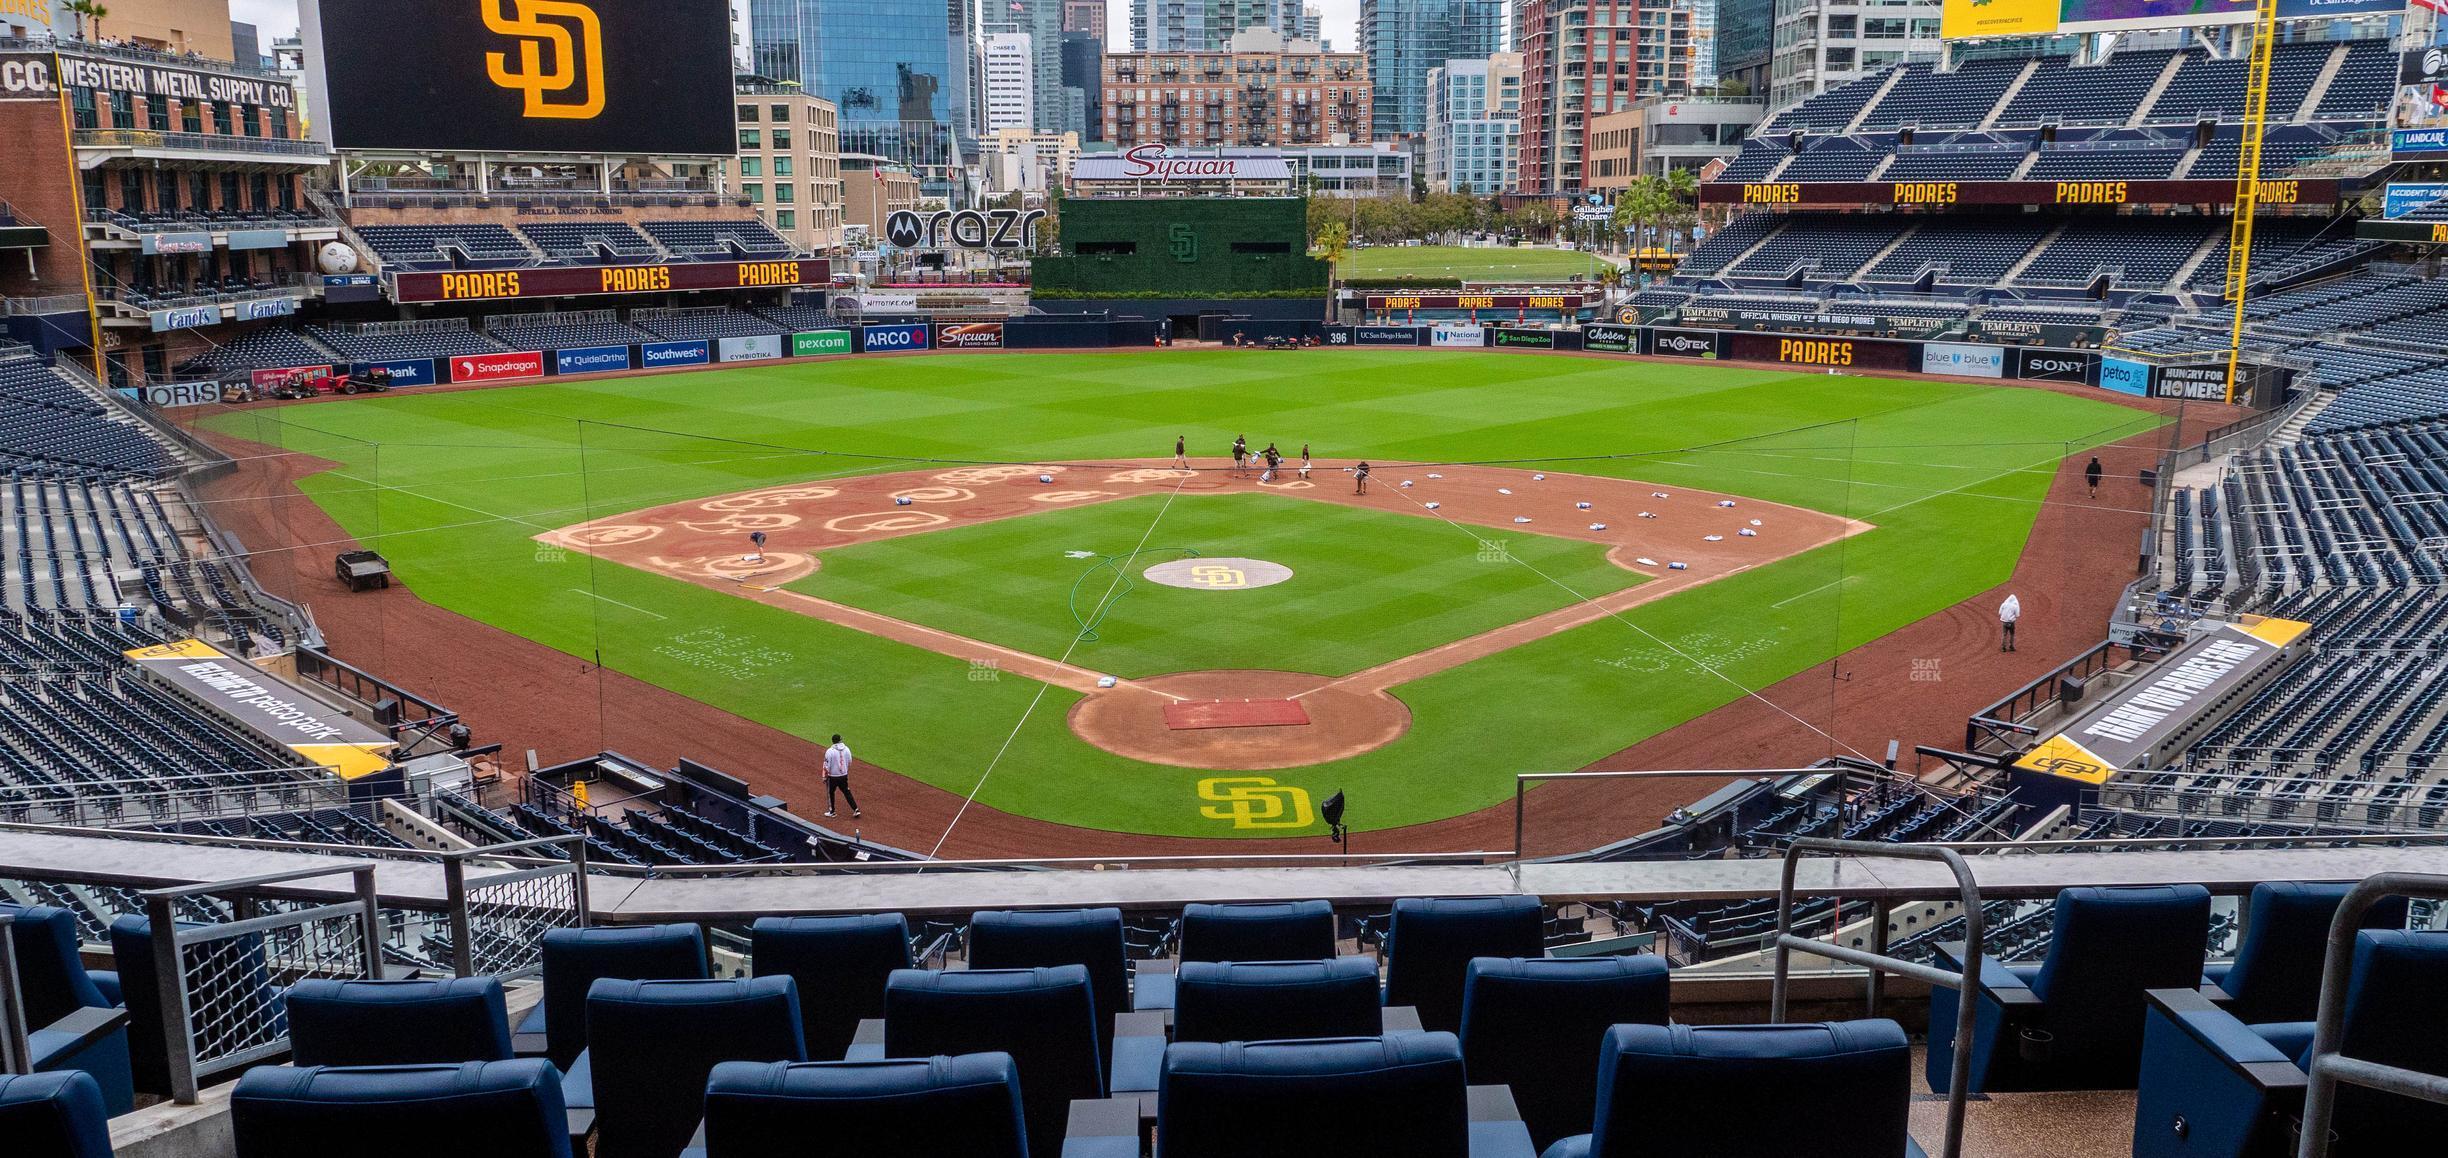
left=64, top=1, right=109, bottom=42
left=1314, top=219, right=1350, bottom=303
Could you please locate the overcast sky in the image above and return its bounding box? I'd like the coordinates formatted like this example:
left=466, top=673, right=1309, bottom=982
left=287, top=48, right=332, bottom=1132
left=218, top=0, right=1367, bottom=53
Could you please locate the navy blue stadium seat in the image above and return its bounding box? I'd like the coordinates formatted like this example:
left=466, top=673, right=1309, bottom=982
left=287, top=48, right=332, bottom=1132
left=1385, top=896, right=1546, bottom=1033
left=110, top=914, right=280, bottom=1100
left=749, top=914, right=913, bottom=1062
left=2134, top=930, right=2448, bottom=1158
left=1462, top=956, right=1671, bottom=1152
left=884, top=966, right=1103, bottom=1157
left=967, top=908, right=1128, bottom=1036
left=4, top=905, right=132, bottom=1116
left=285, top=978, right=513, bottom=1067
left=1155, top=1034, right=1477, bottom=1158
left=1543, top=1021, right=1917, bottom=1158
left=231, top=1061, right=572, bottom=1158
left=702, top=1054, right=1027, bottom=1158
left=0, top=1072, right=114, bottom=1158
left=1178, top=900, right=1338, bottom=963
left=2204, top=883, right=2408, bottom=1025
left=1929, top=885, right=2211, bottom=1093
left=584, top=977, right=806, bottom=1158
left=1172, top=956, right=1383, bottom=1044
left=529, top=923, right=708, bottom=1067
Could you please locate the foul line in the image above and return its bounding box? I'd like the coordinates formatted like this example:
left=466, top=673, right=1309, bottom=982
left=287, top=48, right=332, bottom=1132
left=1770, top=574, right=1862, bottom=610
left=569, top=590, right=668, bottom=620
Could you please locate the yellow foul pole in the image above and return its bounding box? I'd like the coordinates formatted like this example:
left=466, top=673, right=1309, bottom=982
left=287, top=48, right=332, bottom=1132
left=2224, top=0, right=2280, bottom=405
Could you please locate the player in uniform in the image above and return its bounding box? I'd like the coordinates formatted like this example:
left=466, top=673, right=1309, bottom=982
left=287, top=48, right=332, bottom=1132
left=1298, top=444, right=1311, bottom=480
left=1232, top=435, right=1249, bottom=478
left=1353, top=461, right=1371, bottom=495
left=1260, top=443, right=1282, bottom=483
left=1174, top=435, right=1189, bottom=470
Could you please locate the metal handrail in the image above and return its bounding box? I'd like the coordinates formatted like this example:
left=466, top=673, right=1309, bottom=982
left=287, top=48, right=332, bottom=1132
left=438, top=834, right=590, bottom=979
left=0, top=912, right=28, bottom=1076
left=1770, top=837, right=1982, bottom=1158
left=2293, top=871, right=2448, bottom=1157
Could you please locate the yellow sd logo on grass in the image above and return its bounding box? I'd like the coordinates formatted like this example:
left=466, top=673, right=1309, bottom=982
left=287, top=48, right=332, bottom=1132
left=1187, top=565, right=1248, bottom=588
left=484, top=0, right=606, bottom=120
left=1197, top=777, right=1314, bottom=829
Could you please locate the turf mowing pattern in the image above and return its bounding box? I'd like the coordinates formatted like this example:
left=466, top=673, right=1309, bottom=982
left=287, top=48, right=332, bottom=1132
left=207, top=349, right=2161, bottom=838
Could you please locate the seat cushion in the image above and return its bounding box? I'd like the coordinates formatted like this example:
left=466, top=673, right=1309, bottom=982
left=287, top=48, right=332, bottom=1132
left=1588, top=1022, right=1911, bottom=1158
left=966, top=909, right=1128, bottom=1033
left=0, top=1072, right=114, bottom=1158
left=538, top=924, right=707, bottom=1068
left=1173, top=957, right=1381, bottom=1044
left=1179, top=901, right=1338, bottom=964
left=584, top=978, right=806, bottom=1158
left=749, top=914, right=914, bottom=1063
left=1385, top=897, right=1546, bottom=1033
left=1462, top=955, right=1671, bottom=1152
left=286, top=978, right=513, bottom=1067
left=703, top=1054, right=1026, bottom=1158
left=885, top=966, right=1103, bottom=1158
left=230, top=1061, right=572, bottom=1158
left=1159, top=1034, right=1472, bottom=1158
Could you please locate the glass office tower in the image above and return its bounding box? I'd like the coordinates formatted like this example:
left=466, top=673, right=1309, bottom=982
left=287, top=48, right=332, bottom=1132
left=751, top=0, right=976, bottom=201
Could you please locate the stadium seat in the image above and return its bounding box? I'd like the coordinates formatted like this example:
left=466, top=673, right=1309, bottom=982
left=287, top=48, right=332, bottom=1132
left=1385, top=896, right=1546, bottom=1033
left=967, top=908, right=1129, bottom=1033
left=109, top=914, right=282, bottom=1101
left=583, top=977, right=806, bottom=1158
left=701, top=1054, right=1028, bottom=1158
left=2133, top=930, right=2448, bottom=1158
left=1927, top=885, right=2211, bottom=1093
left=0, top=1072, right=114, bottom=1158
left=749, top=914, right=914, bottom=1063
left=1118, top=1033, right=1533, bottom=1158
left=1461, top=956, right=1671, bottom=1152
left=526, top=923, right=708, bottom=1067
left=1179, top=900, right=1339, bottom=963
left=2204, top=883, right=2409, bottom=1025
left=1542, top=1021, right=1917, bottom=1158
left=231, top=1060, right=572, bottom=1158
left=3, top=905, right=132, bottom=1116
left=1172, top=956, right=1384, bottom=1044
left=284, top=978, right=513, bottom=1067
left=876, top=966, right=1104, bottom=1157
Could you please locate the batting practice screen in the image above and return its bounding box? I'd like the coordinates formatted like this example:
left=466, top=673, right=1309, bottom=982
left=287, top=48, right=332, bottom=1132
left=310, top=0, right=736, bottom=155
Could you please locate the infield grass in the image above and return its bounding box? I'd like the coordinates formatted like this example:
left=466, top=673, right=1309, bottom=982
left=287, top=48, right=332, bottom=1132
left=202, top=349, right=2162, bottom=837
left=1337, top=244, right=1617, bottom=283
left=798, top=493, right=1643, bottom=679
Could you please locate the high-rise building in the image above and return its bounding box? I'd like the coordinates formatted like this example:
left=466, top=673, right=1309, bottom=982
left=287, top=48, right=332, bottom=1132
left=986, top=0, right=1087, bottom=137
left=1359, top=0, right=1503, bottom=144
left=1516, top=0, right=1696, bottom=194
left=749, top=0, right=975, bottom=201
left=1063, top=0, right=1107, bottom=36
left=1425, top=53, right=1519, bottom=194
left=1765, top=1, right=1942, bottom=109
left=1714, top=0, right=1772, bottom=96
left=982, top=33, right=1037, bottom=132
left=1061, top=32, right=1107, bottom=141
left=1132, top=0, right=1320, bottom=54
left=732, top=81, right=848, bottom=253
left=1101, top=31, right=1369, bottom=148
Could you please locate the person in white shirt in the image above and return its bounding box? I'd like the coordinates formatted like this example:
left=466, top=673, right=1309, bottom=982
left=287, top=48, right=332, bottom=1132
left=1999, top=593, right=2022, bottom=653
left=822, top=734, right=860, bottom=819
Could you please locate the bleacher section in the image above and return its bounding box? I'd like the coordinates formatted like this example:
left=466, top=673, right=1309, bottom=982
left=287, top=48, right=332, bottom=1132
left=1861, top=218, right=2055, bottom=287
left=515, top=221, right=658, bottom=263
left=639, top=219, right=792, bottom=259
left=2016, top=220, right=2215, bottom=289
left=1729, top=217, right=1907, bottom=280
left=483, top=310, right=654, bottom=351
left=197, top=326, right=341, bottom=373
left=1859, top=58, right=2028, bottom=132
left=0, top=355, right=180, bottom=477
left=1995, top=50, right=2175, bottom=127
left=352, top=224, right=536, bottom=267
left=632, top=308, right=786, bottom=342
left=306, top=321, right=508, bottom=363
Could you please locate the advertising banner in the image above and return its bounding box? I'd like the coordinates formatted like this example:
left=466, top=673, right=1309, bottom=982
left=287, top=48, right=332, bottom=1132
left=1646, top=328, right=1722, bottom=358
left=236, top=298, right=298, bottom=322
left=449, top=350, right=545, bottom=384
left=1430, top=324, right=1487, bottom=348
left=1727, top=334, right=1920, bottom=371
left=225, top=228, right=291, bottom=251
left=2012, top=618, right=2309, bottom=783
left=2275, top=0, right=2406, bottom=16
left=1490, top=328, right=1557, bottom=349
left=1941, top=0, right=2058, bottom=40
left=861, top=323, right=930, bottom=353
left=2100, top=357, right=2154, bottom=397
left=323, top=274, right=382, bottom=304
left=1971, top=318, right=2105, bottom=347
left=858, top=293, right=921, bottom=312
left=936, top=322, right=1006, bottom=349
left=393, top=259, right=822, bottom=304
left=791, top=329, right=853, bottom=356
left=1363, top=293, right=1593, bottom=311
left=250, top=364, right=338, bottom=390
left=140, top=231, right=213, bottom=255
left=358, top=357, right=437, bottom=387
left=311, top=0, right=737, bottom=155
left=1354, top=326, right=1420, bottom=346
left=2057, top=0, right=2256, bottom=34
left=2014, top=349, right=2099, bottom=384
left=149, top=305, right=220, bottom=332
left=128, top=381, right=221, bottom=408
left=2155, top=363, right=2230, bottom=401
left=717, top=335, right=785, bottom=363
left=2397, top=45, right=2448, bottom=158
left=2357, top=218, right=2448, bottom=243
left=1581, top=324, right=1638, bottom=353
left=554, top=344, right=633, bottom=375
left=1922, top=342, right=2007, bottom=379
left=2397, top=128, right=2448, bottom=160
left=1703, top=178, right=2336, bottom=206
left=640, top=340, right=711, bottom=369
left=2385, top=182, right=2448, bottom=219
left=123, top=639, right=397, bottom=781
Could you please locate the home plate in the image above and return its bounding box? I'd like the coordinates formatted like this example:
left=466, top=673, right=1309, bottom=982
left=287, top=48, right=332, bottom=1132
left=1163, top=699, right=1313, bottom=730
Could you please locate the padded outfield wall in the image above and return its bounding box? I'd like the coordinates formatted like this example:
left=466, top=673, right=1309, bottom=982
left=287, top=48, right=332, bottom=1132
left=1034, top=197, right=1332, bottom=299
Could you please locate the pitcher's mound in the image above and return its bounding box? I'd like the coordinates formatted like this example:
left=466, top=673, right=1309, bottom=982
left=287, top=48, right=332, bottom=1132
left=1070, top=670, right=1409, bottom=770
left=1165, top=698, right=1312, bottom=730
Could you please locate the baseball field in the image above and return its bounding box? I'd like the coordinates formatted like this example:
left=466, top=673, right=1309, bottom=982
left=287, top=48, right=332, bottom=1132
left=202, top=349, right=2160, bottom=842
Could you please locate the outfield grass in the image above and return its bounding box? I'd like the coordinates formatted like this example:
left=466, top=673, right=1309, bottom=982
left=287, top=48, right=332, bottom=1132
left=1338, top=244, right=1615, bottom=282
left=798, top=493, right=1643, bottom=680
left=205, top=350, right=2160, bottom=837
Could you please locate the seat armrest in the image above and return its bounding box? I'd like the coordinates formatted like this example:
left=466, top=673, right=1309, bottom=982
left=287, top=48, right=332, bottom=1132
left=1466, top=1085, right=1537, bottom=1158
left=1381, top=1006, right=1425, bottom=1035
left=2142, top=988, right=2306, bottom=1089
left=512, top=1000, right=549, bottom=1057
left=28, top=1005, right=129, bottom=1070
left=1062, top=1097, right=1144, bottom=1158
left=1132, top=960, right=1177, bottom=1012
left=1110, top=1010, right=1169, bottom=1094
left=561, top=1047, right=595, bottom=1142
left=845, top=1018, right=887, bottom=1061
left=1935, top=941, right=2041, bottom=1008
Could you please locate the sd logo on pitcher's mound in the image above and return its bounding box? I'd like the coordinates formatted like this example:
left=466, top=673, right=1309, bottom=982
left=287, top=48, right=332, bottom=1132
left=1143, top=557, right=1293, bottom=591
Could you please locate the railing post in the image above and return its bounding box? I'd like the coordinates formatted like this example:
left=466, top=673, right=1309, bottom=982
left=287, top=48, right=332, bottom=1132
left=572, top=836, right=593, bottom=928
left=2294, top=872, right=2448, bottom=1158
left=146, top=890, right=202, bottom=1105
left=0, top=912, right=29, bottom=1076
left=353, top=866, right=384, bottom=980
left=442, top=852, right=475, bottom=978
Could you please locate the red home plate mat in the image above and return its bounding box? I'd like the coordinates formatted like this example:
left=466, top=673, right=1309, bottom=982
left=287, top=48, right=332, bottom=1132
left=1163, top=698, right=1315, bottom=730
